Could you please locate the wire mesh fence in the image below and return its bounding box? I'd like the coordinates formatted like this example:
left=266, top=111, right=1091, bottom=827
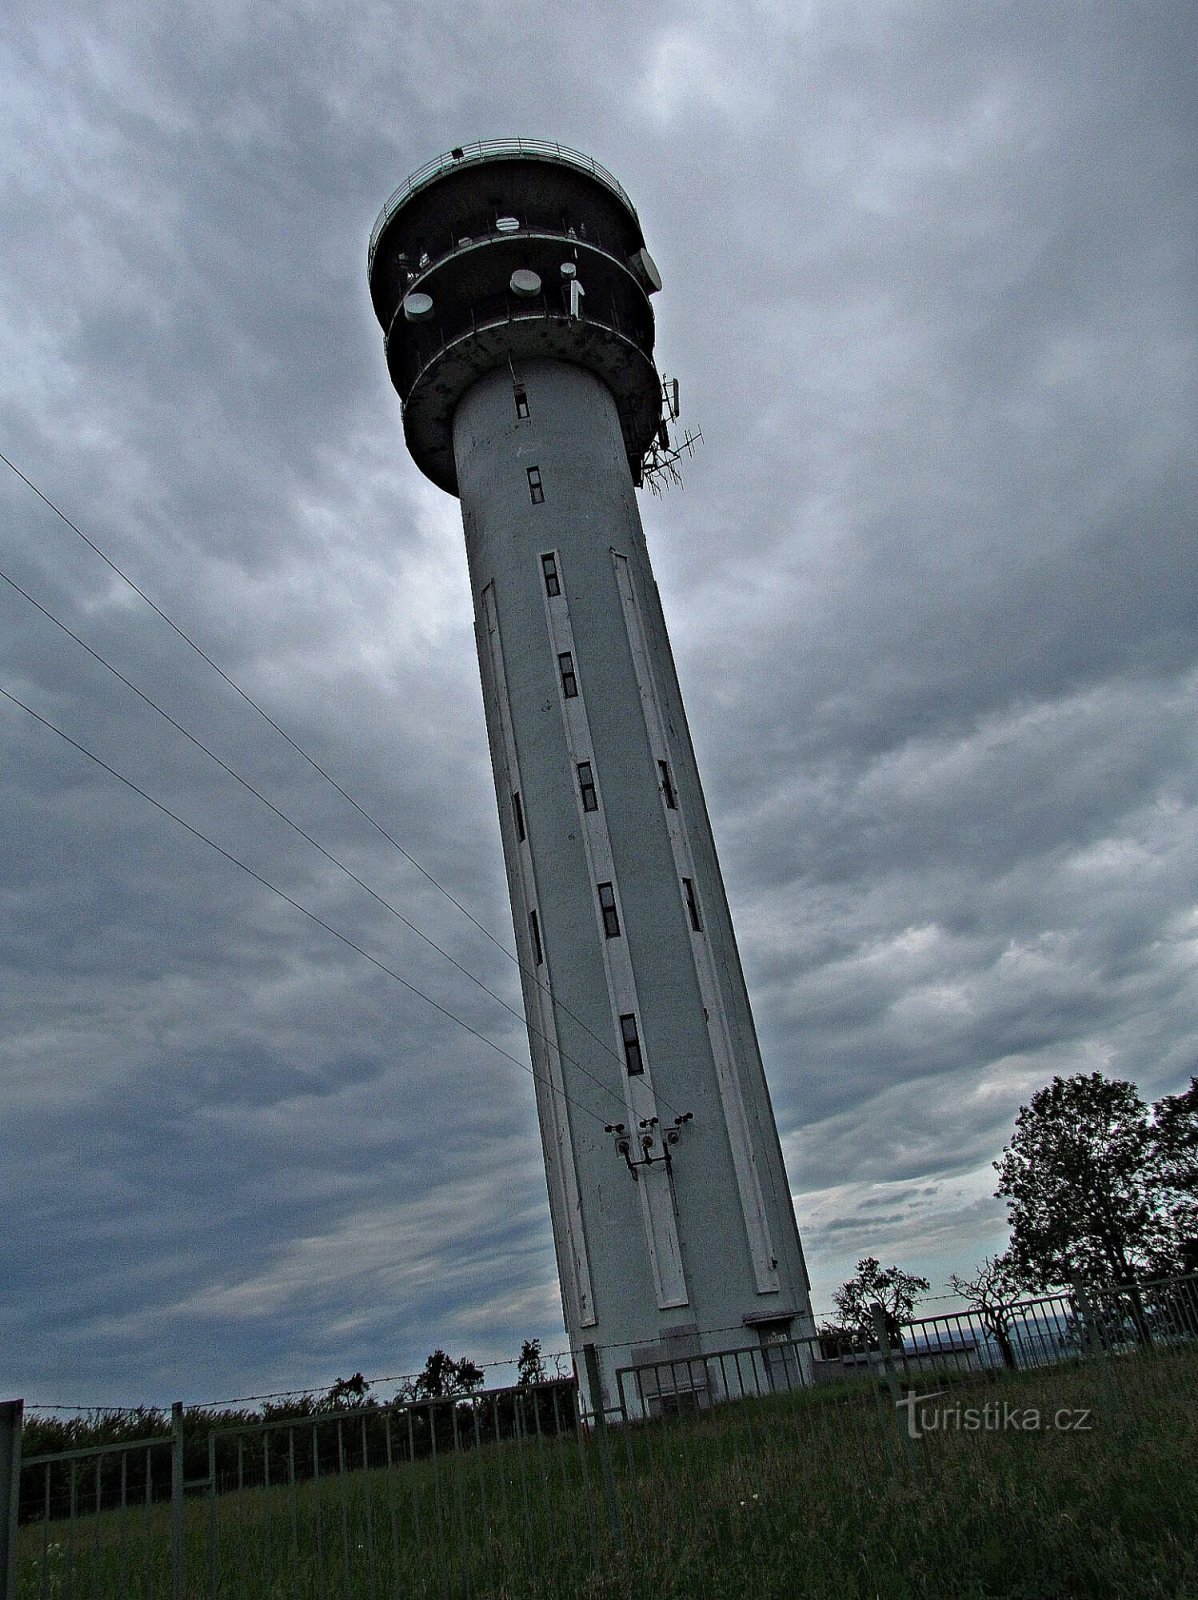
left=12, top=1404, right=189, bottom=1600
left=5, top=1272, right=1197, bottom=1600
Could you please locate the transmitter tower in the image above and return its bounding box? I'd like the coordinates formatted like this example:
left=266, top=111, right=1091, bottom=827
left=368, top=140, right=814, bottom=1409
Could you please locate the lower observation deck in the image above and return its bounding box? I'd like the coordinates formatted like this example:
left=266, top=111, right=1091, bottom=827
left=392, top=304, right=659, bottom=498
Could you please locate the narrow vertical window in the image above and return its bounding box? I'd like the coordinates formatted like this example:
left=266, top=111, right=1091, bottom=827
left=659, top=760, right=678, bottom=809
left=558, top=652, right=578, bottom=698
left=514, top=385, right=530, bottom=419
left=577, top=761, right=598, bottom=812
left=527, top=466, right=544, bottom=504
left=541, top=552, right=561, bottom=597
left=683, top=877, right=703, bottom=932
left=529, top=909, right=543, bottom=965
left=620, top=1013, right=643, bottom=1075
left=512, top=791, right=526, bottom=842
left=597, top=882, right=620, bottom=938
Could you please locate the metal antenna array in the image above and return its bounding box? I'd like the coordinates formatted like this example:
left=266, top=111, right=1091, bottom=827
left=640, top=374, right=703, bottom=494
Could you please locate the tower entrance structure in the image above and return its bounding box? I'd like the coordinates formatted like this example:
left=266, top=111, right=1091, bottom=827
left=368, top=140, right=814, bottom=1409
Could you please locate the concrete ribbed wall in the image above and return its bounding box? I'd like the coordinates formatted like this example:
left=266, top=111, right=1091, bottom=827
left=453, top=358, right=813, bottom=1406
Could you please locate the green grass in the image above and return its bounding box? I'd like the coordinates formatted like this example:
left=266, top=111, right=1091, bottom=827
left=16, top=1345, right=1198, bottom=1600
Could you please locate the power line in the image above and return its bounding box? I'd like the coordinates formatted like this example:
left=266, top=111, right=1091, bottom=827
left=0, top=449, right=652, bottom=1094
left=0, top=561, right=640, bottom=1121
left=0, top=681, right=616, bottom=1141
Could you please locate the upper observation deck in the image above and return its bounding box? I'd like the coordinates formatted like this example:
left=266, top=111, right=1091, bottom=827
left=367, top=140, right=664, bottom=495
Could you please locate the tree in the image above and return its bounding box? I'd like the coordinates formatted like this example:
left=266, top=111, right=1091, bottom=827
left=517, top=1338, right=547, bottom=1386
left=948, top=1255, right=1029, bottom=1370
left=412, top=1349, right=484, bottom=1399
left=993, top=1073, right=1161, bottom=1289
left=1148, top=1076, right=1198, bottom=1274
left=319, top=1372, right=372, bottom=1411
left=831, top=1256, right=929, bottom=1349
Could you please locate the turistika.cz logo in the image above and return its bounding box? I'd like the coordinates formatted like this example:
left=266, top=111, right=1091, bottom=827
left=895, top=1390, right=1094, bottom=1440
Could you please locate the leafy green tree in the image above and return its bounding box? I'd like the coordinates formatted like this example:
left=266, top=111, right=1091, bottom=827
left=1148, top=1076, right=1198, bottom=1273
left=948, top=1254, right=1029, bottom=1369
left=993, top=1073, right=1161, bottom=1288
left=412, top=1349, right=484, bottom=1398
left=832, top=1256, right=929, bottom=1349
left=517, top=1338, right=547, bottom=1386
left=319, top=1372, right=373, bottom=1410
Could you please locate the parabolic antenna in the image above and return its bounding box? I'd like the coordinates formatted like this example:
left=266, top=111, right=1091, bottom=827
left=496, top=216, right=520, bottom=233
left=403, top=292, right=434, bottom=321
left=630, top=247, right=663, bottom=294
left=510, top=269, right=542, bottom=297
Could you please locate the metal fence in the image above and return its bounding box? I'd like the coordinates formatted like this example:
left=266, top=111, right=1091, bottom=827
left=4, top=1272, right=1197, bottom=1600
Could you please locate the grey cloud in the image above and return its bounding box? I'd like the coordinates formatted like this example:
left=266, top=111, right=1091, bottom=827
left=2, top=0, right=1196, bottom=1403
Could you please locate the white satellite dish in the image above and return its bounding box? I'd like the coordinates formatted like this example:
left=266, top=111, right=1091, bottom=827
left=496, top=216, right=520, bottom=233
left=629, top=248, right=663, bottom=294
left=560, top=261, right=577, bottom=278
left=403, top=292, right=434, bottom=321
left=510, top=269, right=542, bottom=297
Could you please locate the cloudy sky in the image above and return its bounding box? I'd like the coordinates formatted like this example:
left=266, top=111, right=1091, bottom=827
left=1, top=0, right=1194, bottom=1410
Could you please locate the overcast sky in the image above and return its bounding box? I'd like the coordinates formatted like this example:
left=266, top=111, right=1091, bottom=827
left=1, top=0, right=1195, bottom=1410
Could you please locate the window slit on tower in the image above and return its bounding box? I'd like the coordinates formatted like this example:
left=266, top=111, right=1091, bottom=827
left=529, top=909, right=544, bottom=965
left=597, top=882, right=620, bottom=938
left=683, top=877, right=703, bottom=933
left=620, top=1013, right=644, bottom=1075
left=541, top=552, right=561, bottom=597
left=527, top=466, right=544, bottom=504
left=514, top=385, right=530, bottom=420
left=512, top=791, right=526, bottom=842
left=659, top=760, right=678, bottom=809
left=558, top=652, right=578, bottom=698
left=577, top=761, right=598, bottom=812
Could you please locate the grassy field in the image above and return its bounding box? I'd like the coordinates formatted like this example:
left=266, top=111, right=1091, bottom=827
left=17, top=1344, right=1198, bottom=1599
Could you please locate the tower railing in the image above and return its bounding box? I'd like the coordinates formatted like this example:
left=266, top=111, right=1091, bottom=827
left=368, top=139, right=637, bottom=268
left=387, top=224, right=625, bottom=297
left=387, top=279, right=648, bottom=362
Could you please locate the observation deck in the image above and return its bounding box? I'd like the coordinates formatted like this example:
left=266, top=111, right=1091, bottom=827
left=367, top=140, right=664, bottom=495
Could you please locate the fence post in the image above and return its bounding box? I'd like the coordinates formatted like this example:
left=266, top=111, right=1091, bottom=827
left=0, top=1400, right=22, bottom=1600
left=171, top=1401, right=185, bottom=1600
left=1069, top=1275, right=1119, bottom=1424
left=871, top=1304, right=921, bottom=1478
left=207, top=1431, right=219, bottom=1600
left=580, top=1344, right=623, bottom=1553
left=1069, top=1274, right=1104, bottom=1357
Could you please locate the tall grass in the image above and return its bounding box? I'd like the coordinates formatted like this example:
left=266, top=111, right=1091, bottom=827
left=16, top=1345, right=1198, bottom=1599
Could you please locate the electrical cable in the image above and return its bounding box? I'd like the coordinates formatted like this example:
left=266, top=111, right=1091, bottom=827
left=0, top=682, right=618, bottom=1142
left=0, top=449, right=650, bottom=1090
left=0, top=562, right=648, bottom=1121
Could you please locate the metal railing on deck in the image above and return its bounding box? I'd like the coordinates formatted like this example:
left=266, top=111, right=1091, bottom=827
left=369, top=139, right=637, bottom=268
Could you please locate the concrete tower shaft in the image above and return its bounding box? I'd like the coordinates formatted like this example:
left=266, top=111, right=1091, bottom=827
left=369, top=143, right=814, bottom=1408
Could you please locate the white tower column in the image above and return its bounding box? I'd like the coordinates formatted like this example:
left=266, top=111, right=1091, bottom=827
left=368, top=143, right=814, bottom=1410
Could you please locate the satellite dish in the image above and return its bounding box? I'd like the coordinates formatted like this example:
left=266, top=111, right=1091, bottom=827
left=510, top=269, right=542, bottom=297
left=560, top=261, right=577, bottom=278
left=629, top=247, right=663, bottom=294
left=496, top=216, right=520, bottom=233
left=403, top=292, right=434, bottom=321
